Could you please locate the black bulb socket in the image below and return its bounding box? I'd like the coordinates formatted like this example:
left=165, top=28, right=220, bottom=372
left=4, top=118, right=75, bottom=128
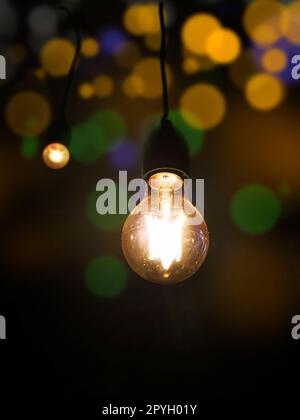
left=47, top=116, right=71, bottom=146
left=142, top=119, right=190, bottom=181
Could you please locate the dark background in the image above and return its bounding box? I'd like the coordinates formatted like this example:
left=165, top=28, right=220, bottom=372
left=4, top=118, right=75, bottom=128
left=0, top=0, right=300, bottom=402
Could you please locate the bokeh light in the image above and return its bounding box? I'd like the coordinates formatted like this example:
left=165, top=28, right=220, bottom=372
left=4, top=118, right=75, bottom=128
left=20, top=136, right=39, bottom=159
left=70, top=110, right=127, bottom=163
left=40, top=38, right=75, bottom=77
left=230, top=184, right=281, bottom=234
left=85, top=255, right=127, bottom=298
left=28, top=5, right=57, bottom=37
left=261, top=47, right=287, bottom=73
left=81, top=37, right=100, bottom=58
left=180, top=83, right=226, bottom=130
left=182, top=54, right=216, bottom=75
left=93, top=75, right=114, bottom=98
left=182, top=13, right=221, bottom=55
left=183, top=56, right=201, bottom=75
left=205, top=28, right=241, bottom=64
left=281, top=1, right=300, bottom=45
left=243, top=0, right=284, bottom=47
left=86, top=190, right=127, bottom=232
left=131, top=57, right=172, bottom=98
left=71, top=120, right=105, bottom=163
left=108, top=140, right=138, bottom=169
left=43, top=143, right=70, bottom=170
left=245, top=73, right=284, bottom=111
left=124, top=3, right=161, bottom=36
left=5, top=91, right=51, bottom=136
left=78, top=82, right=94, bottom=99
left=99, top=26, right=126, bottom=55
left=122, top=75, right=144, bottom=97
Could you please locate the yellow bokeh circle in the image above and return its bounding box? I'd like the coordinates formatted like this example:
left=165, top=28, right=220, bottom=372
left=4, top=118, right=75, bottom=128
left=40, top=38, right=75, bottom=77
left=183, top=57, right=201, bottom=74
left=182, top=13, right=221, bottom=56
left=93, top=75, right=114, bottom=98
left=281, top=1, right=300, bottom=45
left=124, top=4, right=161, bottom=36
left=244, top=0, right=284, bottom=47
left=180, top=83, right=226, bottom=130
left=245, top=73, right=284, bottom=111
left=122, top=75, right=144, bottom=97
left=78, top=83, right=94, bottom=99
left=43, top=143, right=70, bottom=170
left=6, top=91, right=51, bottom=136
left=205, top=28, right=241, bottom=64
left=81, top=37, right=100, bottom=58
left=124, top=5, right=144, bottom=36
left=183, top=55, right=215, bottom=74
left=261, top=48, right=287, bottom=73
left=132, top=58, right=172, bottom=99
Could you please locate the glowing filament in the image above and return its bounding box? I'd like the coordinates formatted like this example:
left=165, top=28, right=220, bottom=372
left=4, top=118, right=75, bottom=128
left=43, top=143, right=70, bottom=169
left=49, top=149, right=64, bottom=163
left=147, top=207, right=185, bottom=271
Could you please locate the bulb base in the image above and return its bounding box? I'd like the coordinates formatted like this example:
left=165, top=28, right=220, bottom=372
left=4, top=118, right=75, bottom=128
left=148, top=172, right=183, bottom=191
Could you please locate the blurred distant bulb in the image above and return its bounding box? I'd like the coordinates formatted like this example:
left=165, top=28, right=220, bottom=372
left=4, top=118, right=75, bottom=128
left=122, top=172, right=209, bottom=284
left=43, top=143, right=70, bottom=169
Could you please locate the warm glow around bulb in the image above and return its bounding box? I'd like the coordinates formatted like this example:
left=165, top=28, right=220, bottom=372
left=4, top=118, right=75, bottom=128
left=43, top=143, right=70, bottom=169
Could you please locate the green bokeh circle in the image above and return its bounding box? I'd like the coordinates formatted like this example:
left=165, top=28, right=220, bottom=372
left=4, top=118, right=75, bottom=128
left=85, top=255, right=127, bottom=298
left=70, top=110, right=127, bottom=163
left=230, top=184, right=281, bottom=235
left=86, top=190, right=127, bottom=232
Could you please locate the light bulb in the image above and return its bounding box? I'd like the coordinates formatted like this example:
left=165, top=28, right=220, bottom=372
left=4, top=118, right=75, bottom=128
left=43, top=143, right=70, bottom=169
left=122, top=172, right=209, bottom=284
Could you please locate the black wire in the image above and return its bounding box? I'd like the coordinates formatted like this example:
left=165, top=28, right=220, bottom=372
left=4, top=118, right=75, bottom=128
left=159, top=1, right=169, bottom=123
left=57, top=5, right=81, bottom=118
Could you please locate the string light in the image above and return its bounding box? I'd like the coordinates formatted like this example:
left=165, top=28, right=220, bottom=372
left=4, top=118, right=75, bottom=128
left=42, top=6, right=81, bottom=170
left=43, top=143, right=70, bottom=169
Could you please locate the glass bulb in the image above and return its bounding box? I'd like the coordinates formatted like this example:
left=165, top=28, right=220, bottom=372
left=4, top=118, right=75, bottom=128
left=43, top=143, right=70, bottom=169
left=122, top=172, right=209, bottom=284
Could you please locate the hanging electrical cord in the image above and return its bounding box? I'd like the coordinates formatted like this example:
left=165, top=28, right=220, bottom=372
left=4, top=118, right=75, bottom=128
left=57, top=5, right=82, bottom=118
left=159, top=0, right=169, bottom=123
left=142, top=1, right=190, bottom=181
